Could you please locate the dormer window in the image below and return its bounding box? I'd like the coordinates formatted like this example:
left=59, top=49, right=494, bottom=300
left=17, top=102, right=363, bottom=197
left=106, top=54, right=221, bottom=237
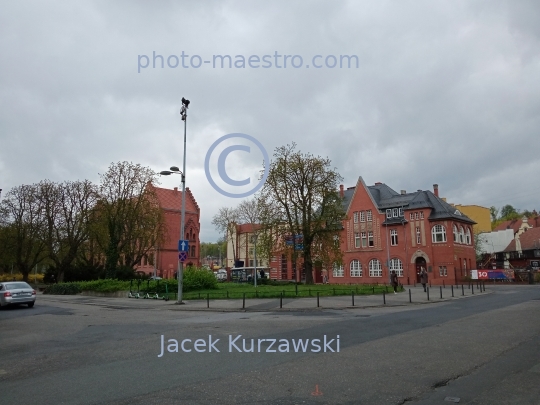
left=392, top=208, right=399, bottom=217
left=454, top=210, right=462, bottom=216
left=386, top=209, right=392, bottom=219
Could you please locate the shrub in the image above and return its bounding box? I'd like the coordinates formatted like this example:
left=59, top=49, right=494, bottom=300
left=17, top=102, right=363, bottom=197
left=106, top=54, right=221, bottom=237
left=183, top=267, right=218, bottom=292
left=43, top=283, right=81, bottom=295
left=0, top=273, right=44, bottom=283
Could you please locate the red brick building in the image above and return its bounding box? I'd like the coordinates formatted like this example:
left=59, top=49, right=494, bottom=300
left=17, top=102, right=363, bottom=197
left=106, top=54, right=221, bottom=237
left=335, top=178, right=476, bottom=286
left=136, top=185, right=200, bottom=278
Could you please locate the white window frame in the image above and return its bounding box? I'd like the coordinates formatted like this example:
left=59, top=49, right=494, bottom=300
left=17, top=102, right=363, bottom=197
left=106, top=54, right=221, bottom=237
left=415, top=212, right=419, bottom=220
left=353, top=211, right=359, bottom=223
left=350, top=260, right=362, bottom=277
left=361, top=232, right=367, bottom=248
left=453, top=225, right=458, bottom=243
left=367, top=210, right=372, bottom=221
left=368, top=231, right=374, bottom=247
left=390, top=229, right=398, bottom=246
left=420, top=212, right=424, bottom=219
left=399, top=208, right=403, bottom=217
left=459, top=226, right=465, bottom=244
left=386, top=209, right=392, bottom=219
left=410, top=213, right=414, bottom=220
left=392, top=208, right=399, bottom=218
left=360, top=211, right=366, bottom=222
left=416, top=227, right=421, bottom=244
left=389, top=258, right=403, bottom=277
left=439, top=266, right=447, bottom=277
left=432, top=225, right=447, bottom=243
left=333, top=263, right=344, bottom=277
left=369, top=259, right=382, bottom=277
left=466, top=228, right=471, bottom=245
left=355, top=232, right=360, bottom=248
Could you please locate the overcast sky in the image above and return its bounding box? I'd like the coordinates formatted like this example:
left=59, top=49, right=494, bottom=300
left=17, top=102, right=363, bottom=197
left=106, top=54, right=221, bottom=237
left=1, top=0, right=539, bottom=242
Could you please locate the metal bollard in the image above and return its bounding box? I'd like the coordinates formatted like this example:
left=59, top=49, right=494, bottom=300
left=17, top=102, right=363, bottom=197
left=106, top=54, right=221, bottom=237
left=226, top=290, right=229, bottom=299
left=317, top=292, right=320, bottom=307
left=427, top=287, right=430, bottom=301
left=207, top=293, right=209, bottom=308
left=295, top=283, right=298, bottom=296
left=280, top=292, right=283, bottom=309
left=383, top=291, right=386, bottom=305
left=409, top=289, right=412, bottom=303
left=472, top=284, right=474, bottom=295
left=451, top=285, right=454, bottom=297
left=462, top=284, right=464, bottom=296
left=352, top=291, right=355, bottom=306
left=440, top=286, right=442, bottom=299
left=242, top=293, right=245, bottom=309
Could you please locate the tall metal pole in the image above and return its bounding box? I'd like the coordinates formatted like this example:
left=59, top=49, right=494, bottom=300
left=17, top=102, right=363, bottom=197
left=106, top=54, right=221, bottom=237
left=254, top=234, right=258, bottom=288
left=177, top=99, right=188, bottom=304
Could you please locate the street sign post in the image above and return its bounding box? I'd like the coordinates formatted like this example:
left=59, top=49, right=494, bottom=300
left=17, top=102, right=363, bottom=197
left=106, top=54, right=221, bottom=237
left=178, top=240, right=189, bottom=252
left=179, top=252, right=187, bottom=262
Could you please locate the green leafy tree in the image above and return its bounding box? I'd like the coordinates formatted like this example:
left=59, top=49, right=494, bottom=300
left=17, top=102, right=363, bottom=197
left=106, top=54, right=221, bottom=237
left=259, top=144, right=346, bottom=284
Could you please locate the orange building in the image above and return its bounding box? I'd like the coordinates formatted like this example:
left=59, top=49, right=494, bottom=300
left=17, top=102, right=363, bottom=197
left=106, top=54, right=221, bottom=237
left=136, top=185, right=200, bottom=278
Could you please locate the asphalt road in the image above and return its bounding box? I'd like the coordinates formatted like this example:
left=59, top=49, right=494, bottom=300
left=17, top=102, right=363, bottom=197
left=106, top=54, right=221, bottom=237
left=1, top=285, right=539, bottom=405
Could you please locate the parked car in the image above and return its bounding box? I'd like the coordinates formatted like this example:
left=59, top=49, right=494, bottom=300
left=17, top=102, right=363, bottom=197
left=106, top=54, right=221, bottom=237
left=0, top=281, right=36, bottom=308
left=214, top=269, right=227, bottom=282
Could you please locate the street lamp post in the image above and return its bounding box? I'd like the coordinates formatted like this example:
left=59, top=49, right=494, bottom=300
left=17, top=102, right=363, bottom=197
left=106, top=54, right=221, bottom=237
left=252, top=233, right=258, bottom=288
left=160, top=97, right=190, bottom=304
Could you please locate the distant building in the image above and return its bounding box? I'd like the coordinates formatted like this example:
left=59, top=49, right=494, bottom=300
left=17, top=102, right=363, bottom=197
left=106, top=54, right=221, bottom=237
left=496, top=226, right=540, bottom=270
left=448, top=204, right=491, bottom=234
left=135, top=185, right=200, bottom=278
left=226, top=223, right=268, bottom=269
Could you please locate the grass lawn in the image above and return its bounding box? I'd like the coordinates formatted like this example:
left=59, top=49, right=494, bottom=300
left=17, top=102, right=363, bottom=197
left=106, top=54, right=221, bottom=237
left=179, top=282, right=403, bottom=300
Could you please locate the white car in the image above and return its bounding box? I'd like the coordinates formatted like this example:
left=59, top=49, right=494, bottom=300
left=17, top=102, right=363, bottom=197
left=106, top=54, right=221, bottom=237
left=214, top=269, right=227, bottom=282
left=0, top=282, right=36, bottom=308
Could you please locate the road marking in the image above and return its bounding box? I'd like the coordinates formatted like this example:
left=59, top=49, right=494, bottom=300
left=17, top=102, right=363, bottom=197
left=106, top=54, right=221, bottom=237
left=311, top=384, right=323, bottom=396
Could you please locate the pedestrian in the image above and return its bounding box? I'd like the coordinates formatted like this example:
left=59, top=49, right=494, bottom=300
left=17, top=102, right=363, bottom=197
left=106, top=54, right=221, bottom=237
left=390, top=270, right=399, bottom=294
left=420, top=267, right=428, bottom=292
left=260, top=269, right=265, bottom=279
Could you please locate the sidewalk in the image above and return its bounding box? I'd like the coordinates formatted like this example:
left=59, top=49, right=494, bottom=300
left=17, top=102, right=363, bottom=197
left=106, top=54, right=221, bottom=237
left=37, top=285, right=491, bottom=312
left=166, top=284, right=491, bottom=312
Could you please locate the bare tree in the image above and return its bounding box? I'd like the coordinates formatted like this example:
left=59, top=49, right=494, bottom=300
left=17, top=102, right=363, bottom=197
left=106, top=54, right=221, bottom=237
left=38, top=179, right=98, bottom=282
left=0, top=184, right=47, bottom=281
left=96, top=162, right=164, bottom=278
left=212, top=206, right=239, bottom=267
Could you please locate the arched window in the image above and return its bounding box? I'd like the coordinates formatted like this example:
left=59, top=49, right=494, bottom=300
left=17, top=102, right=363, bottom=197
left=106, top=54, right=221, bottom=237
left=465, top=228, right=471, bottom=245
left=459, top=226, right=465, bottom=244
left=389, top=258, right=403, bottom=277
left=350, top=260, right=362, bottom=277
left=432, top=225, right=447, bottom=243
left=369, top=259, right=382, bottom=277
left=453, top=225, right=458, bottom=242
left=333, top=263, right=344, bottom=277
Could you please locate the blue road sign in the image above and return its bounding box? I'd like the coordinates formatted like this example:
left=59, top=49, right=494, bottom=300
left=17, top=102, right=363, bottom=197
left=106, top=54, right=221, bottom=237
left=179, top=252, right=187, bottom=262
left=178, top=240, right=189, bottom=252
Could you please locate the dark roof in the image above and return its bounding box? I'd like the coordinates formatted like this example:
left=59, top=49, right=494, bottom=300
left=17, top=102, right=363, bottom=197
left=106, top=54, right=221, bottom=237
left=343, top=180, right=475, bottom=225
left=503, top=227, right=540, bottom=252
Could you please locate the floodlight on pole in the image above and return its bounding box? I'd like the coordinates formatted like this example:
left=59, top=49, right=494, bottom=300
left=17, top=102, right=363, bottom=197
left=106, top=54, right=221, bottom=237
left=159, top=97, right=190, bottom=304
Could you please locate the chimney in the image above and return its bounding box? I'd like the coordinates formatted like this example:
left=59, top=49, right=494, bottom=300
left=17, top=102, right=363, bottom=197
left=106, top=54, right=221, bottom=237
left=339, top=184, right=344, bottom=198
left=375, top=182, right=382, bottom=185
left=400, top=190, right=406, bottom=195
left=433, top=184, right=439, bottom=197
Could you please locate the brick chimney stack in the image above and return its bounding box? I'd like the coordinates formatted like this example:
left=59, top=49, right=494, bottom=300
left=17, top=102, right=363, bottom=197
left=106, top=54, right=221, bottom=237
left=433, top=184, right=439, bottom=197
left=339, top=184, right=344, bottom=198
